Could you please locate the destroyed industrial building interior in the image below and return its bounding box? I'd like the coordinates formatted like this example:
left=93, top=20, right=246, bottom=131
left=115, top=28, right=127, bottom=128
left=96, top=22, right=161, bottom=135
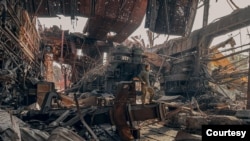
left=1, top=0, right=250, bottom=140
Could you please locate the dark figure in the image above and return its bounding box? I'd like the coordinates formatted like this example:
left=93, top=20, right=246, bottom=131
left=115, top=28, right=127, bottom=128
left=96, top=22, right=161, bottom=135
left=138, top=64, right=155, bottom=104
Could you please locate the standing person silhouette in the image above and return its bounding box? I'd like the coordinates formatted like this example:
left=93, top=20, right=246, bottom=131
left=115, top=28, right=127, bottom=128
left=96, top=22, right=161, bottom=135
left=138, top=64, right=155, bottom=104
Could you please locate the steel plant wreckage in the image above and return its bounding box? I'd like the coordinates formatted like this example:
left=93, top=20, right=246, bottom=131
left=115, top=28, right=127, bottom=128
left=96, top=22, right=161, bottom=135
left=1, top=0, right=250, bottom=141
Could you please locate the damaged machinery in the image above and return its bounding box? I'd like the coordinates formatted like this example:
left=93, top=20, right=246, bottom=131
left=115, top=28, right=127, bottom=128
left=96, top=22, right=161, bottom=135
left=156, top=5, right=250, bottom=97
left=0, top=0, right=41, bottom=108
left=2, top=0, right=250, bottom=141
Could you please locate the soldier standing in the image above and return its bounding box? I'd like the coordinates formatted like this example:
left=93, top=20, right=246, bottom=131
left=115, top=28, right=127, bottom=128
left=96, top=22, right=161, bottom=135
left=138, top=64, right=155, bottom=104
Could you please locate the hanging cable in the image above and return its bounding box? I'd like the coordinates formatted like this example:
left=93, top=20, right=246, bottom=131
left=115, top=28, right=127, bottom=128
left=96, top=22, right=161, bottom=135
left=226, top=0, right=234, bottom=10
left=229, top=0, right=239, bottom=9
left=32, top=0, right=43, bottom=22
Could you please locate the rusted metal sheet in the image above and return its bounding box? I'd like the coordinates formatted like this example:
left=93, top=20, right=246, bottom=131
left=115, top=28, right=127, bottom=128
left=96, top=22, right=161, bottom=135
left=24, top=0, right=147, bottom=42
left=0, top=1, right=40, bottom=69
left=110, top=0, right=148, bottom=42
left=129, top=104, right=165, bottom=121
left=145, top=0, right=198, bottom=36
left=112, top=82, right=135, bottom=141
left=112, top=81, right=167, bottom=140
left=83, top=0, right=148, bottom=43
left=36, top=82, right=55, bottom=106
left=19, top=11, right=40, bottom=61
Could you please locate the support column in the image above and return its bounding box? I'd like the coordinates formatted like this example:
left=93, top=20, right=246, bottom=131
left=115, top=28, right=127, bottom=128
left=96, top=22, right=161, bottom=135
left=247, top=51, right=250, bottom=109
left=203, top=0, right=210, bottom=27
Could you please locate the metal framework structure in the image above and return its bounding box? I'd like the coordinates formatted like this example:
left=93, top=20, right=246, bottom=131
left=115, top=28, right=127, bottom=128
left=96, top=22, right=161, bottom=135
left=0, top=1, right=40, bottom=76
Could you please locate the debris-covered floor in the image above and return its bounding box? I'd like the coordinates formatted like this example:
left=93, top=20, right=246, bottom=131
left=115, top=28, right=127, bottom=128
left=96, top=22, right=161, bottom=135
left=1, top=0, right=250, bottom=141
left=1, top=90, right=249, bottom=141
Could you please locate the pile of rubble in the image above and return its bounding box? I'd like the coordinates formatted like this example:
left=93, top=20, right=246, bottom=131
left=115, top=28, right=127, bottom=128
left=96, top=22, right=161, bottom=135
left=1, top=88, right=249, bottom=141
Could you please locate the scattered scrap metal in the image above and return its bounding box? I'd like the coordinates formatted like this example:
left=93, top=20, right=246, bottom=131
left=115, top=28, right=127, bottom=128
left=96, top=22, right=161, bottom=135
left=1, top=0, right=250, bottom=141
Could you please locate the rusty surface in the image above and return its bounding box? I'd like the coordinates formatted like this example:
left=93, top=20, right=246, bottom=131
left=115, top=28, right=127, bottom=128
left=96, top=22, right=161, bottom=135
left=83, top=0, right=148, bottom=43
left=19, top=11, right=40, bottom=61
left=208, top=39, right=248, bottom=91
left=23, top=0, right=147, bottom=43
left=112, top=81, right=166, bottom=140
left=1, top=0, right=250, bottom=140
left=44, top=53, right=54, bottom=82
left=36, top=82, right=55, bottom=106
left=129, top=104, right=161, bottom=121
left=39, top=26, right=112, bottom=84
left=113, top=82, right=135, bottom=141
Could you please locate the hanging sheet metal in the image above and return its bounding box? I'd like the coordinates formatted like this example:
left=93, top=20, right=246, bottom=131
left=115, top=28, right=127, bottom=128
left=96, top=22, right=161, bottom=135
left=145, top=0, right=198, bottom=36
